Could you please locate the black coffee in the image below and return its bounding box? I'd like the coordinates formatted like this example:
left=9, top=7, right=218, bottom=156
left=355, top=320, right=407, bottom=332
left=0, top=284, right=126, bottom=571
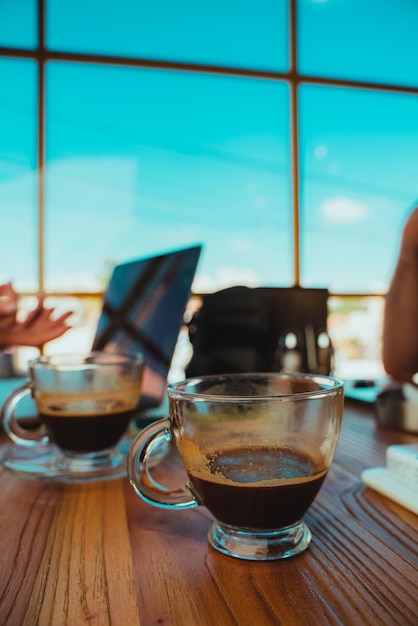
left=35, top=389, right=139, bottom=453
left=186, top=446, right=327, bottom=529
left=41, top=410, right=136, bottom=453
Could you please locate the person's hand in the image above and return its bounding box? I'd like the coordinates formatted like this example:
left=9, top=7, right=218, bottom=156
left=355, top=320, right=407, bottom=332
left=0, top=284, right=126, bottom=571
left=0, top=295, right=73, bottom=349
left=0, top=282, right=18, bottom=325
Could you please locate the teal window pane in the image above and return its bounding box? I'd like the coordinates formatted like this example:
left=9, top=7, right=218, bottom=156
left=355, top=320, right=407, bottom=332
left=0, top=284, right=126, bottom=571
left=46, top=0, right=289, bottom=72
left=299, top=85, right=418, bottom=292
left=0, top=59, right=38, bottom=289
left=298, top=0, right=418, bottom=87
left=45, top=62, right=291, bottom=291
left=0, top=0, right=37, bottom=49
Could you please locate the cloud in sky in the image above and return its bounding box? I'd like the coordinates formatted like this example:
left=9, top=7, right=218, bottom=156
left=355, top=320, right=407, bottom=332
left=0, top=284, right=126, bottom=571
left=195, top=266, right=261, bottom=292
left=230, top=238, right=254, bottom=252
left=320, top=196, right=368, bottom=224
left=314, top=145, right=328, bottom=159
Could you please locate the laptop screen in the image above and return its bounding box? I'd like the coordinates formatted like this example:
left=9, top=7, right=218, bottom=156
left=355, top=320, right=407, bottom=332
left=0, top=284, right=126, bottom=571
left=92, top=245, right=202, bottom=412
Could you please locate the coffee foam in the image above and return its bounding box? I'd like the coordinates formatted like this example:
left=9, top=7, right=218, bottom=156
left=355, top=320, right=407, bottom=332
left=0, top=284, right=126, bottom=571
left=34, top=385, right=140, bottom=417
left=178, top=437, right=327, bottom=488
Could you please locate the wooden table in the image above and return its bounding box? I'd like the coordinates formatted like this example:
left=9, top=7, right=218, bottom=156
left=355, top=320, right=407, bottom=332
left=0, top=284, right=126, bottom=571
left=0, top=401, right=417, bottom=626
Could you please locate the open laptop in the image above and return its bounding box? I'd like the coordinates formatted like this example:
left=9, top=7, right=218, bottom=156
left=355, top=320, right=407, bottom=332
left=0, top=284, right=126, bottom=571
left=92, top=244, right=202, bottom=419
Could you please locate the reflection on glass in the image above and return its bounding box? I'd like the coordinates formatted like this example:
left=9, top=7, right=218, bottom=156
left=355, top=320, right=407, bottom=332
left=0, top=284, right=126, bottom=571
left=299, top=84, right=418, bottom=292
left=46, top=0, right=289, bottom=72
left=0, top=59, right=38, bottom=289
left=45, top=62, right=292, bottom=292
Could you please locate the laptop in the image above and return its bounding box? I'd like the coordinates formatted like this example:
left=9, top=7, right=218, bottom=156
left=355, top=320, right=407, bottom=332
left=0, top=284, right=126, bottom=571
left=92, top=244, right=202, bottom=419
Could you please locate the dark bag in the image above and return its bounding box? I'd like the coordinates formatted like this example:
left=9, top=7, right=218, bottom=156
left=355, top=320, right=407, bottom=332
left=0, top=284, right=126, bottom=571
left=186, top=286, right=273, bottom=376
left=185, top=285, right=333, bottom=377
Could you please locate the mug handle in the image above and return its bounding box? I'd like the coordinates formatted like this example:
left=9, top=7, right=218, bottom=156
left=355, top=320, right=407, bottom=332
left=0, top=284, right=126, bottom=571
left=1, top=382, right=49, bottom=447
left=127, top=418, right=199, bottom=509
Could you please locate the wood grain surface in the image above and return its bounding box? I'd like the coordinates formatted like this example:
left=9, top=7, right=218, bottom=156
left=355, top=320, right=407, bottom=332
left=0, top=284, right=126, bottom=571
left=0, top=402, right=417, bottom=626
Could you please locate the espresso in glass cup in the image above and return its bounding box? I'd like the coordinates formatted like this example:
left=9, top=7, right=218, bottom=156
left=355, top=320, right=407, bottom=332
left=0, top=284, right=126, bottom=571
left=1, top=351, right=143, bottom=481
left=127, top=372, right=344, bottom=560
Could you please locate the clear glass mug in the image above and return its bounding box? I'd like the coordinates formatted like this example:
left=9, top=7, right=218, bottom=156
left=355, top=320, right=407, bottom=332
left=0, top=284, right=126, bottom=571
left=127, top=372, right=344, bottom=561
left=1, top=351, right=143, bottom=478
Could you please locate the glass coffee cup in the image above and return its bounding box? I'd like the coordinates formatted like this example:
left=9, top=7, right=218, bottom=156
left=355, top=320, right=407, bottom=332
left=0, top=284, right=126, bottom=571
left=1, top=351, right=143, bottom=481
left=127, top=372, right=344, bottom=560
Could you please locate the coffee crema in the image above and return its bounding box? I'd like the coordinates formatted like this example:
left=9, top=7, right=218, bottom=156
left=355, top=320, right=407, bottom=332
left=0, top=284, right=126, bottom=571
left=185, top=445, right=327, bottom=529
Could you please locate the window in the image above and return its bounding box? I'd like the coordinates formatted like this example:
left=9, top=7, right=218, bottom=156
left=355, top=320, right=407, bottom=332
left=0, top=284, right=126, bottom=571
left=0, top=58, right=38, bottom=289
left=299, top=85, right=418, bottom=293
left=1, top=0, right=417, bottom=379
left=44, top=63, right=292, bottom=291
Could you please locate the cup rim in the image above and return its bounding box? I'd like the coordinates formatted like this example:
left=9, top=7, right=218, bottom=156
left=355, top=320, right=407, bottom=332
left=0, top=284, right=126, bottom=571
left=167, top=372, right=344, bottom=403
left=28, top=350, right=144, bottom=369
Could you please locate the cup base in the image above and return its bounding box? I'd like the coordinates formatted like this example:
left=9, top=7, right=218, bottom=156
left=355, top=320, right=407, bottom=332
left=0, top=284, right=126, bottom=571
left=0, top=437, right=170, bottom=483
left=0, top=443, right=127, bottom=483
left=58, top=447, right=122, bottom=477
left=208, top=520, right=312, bottom=561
